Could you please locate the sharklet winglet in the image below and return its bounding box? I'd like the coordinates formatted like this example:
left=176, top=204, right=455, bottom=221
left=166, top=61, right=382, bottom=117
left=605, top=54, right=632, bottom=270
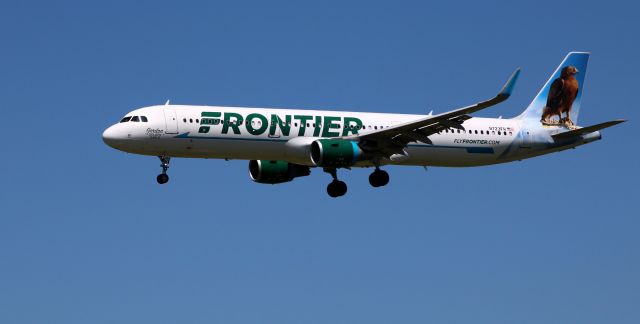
left=498, top=68, right=521, bottom=98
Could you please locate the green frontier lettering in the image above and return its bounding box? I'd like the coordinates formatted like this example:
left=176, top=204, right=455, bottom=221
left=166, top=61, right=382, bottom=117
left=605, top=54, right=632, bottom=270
left=222, top=112, right=243, bottom=135
left=199, top=112, right=221, bottom=133
left=197, top=111, right=362, bottom=137
left=246, top=113, right=268, bottom=135
left=322, top=116, right=341, bottom=137
left=313, top=116, right=322, bottom=137
left=293, top=115, right=312, bottom=136
left=342, top=117, right=362, bottom=136
left=270, top=114, right=291, bottom=136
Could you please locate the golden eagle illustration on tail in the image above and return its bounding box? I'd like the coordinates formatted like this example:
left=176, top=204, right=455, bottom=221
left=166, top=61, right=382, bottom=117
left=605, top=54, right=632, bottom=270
left=541, top=66, right=579, bottom=125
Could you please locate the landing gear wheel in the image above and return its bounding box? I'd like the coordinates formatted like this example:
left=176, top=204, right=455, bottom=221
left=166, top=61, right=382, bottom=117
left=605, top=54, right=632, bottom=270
left=327, top=180, right=348, bottom=198
left=369, top=169, right=390, bottom=187
left=157, top=155, right=171, bottom=184
left=157, top=173, right=169, bottom=184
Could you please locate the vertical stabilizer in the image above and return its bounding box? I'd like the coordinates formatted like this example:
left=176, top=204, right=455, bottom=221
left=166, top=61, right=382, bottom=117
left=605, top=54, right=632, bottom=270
left=518, top=52, right=589, bottom=126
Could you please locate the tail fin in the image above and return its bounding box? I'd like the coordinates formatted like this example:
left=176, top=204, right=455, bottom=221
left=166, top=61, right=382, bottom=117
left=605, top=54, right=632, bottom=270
left=518, top=52, right=589, bottom=126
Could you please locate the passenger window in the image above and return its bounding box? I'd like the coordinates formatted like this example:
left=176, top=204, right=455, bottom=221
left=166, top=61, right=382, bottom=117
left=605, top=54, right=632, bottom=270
left=474, top=130, right=478, bottom=134
left=480, top=130, right=484, bottom=134
left=196, top=119, right=199, bottom=123
left=120, top=117, right=131, bottom=123
left=141, top=116, right=148, bottom=122
left=498, top=131, right=502, bottom=135
left=183, top=118, right=187, bottom=123
left=190, top=119, right=193, bottom=123
left=131, top=116, right=140, bottom=122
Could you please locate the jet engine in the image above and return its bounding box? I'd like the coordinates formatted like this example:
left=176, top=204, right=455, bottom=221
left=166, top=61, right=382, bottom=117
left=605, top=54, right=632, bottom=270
left=248, top=160, right=311, bottom=184
left=310, top=139, right=365, bottom=168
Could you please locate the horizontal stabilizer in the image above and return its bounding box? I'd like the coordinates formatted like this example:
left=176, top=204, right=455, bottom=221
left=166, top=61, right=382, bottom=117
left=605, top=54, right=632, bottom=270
left=552, top=119, right=626, bottom=141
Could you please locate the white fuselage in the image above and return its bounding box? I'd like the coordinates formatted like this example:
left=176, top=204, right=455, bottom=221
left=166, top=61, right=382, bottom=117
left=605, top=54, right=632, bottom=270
left=102, top=105, right=597, bottom=168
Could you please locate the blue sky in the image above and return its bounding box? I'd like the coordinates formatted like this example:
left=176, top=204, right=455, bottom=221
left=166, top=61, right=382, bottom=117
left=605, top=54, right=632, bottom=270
left=1, top=1, right=638, bottom=323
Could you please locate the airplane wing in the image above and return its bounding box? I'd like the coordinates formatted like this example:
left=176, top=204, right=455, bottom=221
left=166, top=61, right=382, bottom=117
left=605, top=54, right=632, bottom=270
left=344, top=68, right=521, bottom=157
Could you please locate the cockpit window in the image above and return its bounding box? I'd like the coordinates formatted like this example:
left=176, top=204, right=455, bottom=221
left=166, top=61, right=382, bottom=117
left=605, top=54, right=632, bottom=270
left=141, top=116, right=148, bottom=122
left=120, top=116, right=131, bottom=123
left=131, top=116, right=140, bottom=122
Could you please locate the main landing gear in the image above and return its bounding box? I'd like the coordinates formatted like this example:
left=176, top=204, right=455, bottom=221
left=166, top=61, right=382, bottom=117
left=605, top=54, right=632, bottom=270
left=324, top=168, right=348, bottom=198
left=324, top=167, right=390, bottom=197
left=369, top=167, right=389, bottom=188
left=156, top=155, right=170, bottom=184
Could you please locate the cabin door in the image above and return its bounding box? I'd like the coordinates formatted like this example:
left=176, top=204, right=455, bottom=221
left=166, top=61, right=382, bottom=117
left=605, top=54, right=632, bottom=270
left=519, top=130, right=532, bottom=148
left=163, top=109, right=179, bottom=134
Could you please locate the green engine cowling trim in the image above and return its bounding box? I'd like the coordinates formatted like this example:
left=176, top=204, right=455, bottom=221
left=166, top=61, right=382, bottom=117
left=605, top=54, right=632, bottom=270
left=249, top=160, right=311, bottom=184
left=310, top=139, right=362, bottom=168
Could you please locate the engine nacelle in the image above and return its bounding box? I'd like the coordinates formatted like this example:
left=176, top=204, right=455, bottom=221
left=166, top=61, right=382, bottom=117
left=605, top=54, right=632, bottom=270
left=248, top=160, right=311, bottom=184
left=310, top=139, right=364, bottom=167
left=284, top=136, right=317, bottom=166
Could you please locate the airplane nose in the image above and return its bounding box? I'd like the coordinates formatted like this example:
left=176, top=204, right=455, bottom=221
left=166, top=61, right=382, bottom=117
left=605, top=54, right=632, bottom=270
left=102, top=125, right=120, bottom=147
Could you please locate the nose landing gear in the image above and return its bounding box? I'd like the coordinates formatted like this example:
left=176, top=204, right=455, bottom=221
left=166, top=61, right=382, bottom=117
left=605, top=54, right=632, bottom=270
left=156, top=155, right=170, bottom=184
left=324, top=168, right=348, bottom=198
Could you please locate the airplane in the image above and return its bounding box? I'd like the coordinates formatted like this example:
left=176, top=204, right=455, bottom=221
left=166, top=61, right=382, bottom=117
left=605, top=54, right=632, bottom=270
left=103, top=52, right=625, bottom=197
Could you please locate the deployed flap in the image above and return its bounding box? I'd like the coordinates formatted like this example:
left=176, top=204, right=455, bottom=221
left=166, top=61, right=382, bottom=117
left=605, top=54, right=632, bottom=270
left=552, top=119, right=626, bottom=141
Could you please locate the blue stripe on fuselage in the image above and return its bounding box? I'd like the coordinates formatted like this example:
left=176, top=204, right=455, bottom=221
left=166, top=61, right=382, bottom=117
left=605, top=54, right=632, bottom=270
left=465, top=147, right=495, bottom=154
